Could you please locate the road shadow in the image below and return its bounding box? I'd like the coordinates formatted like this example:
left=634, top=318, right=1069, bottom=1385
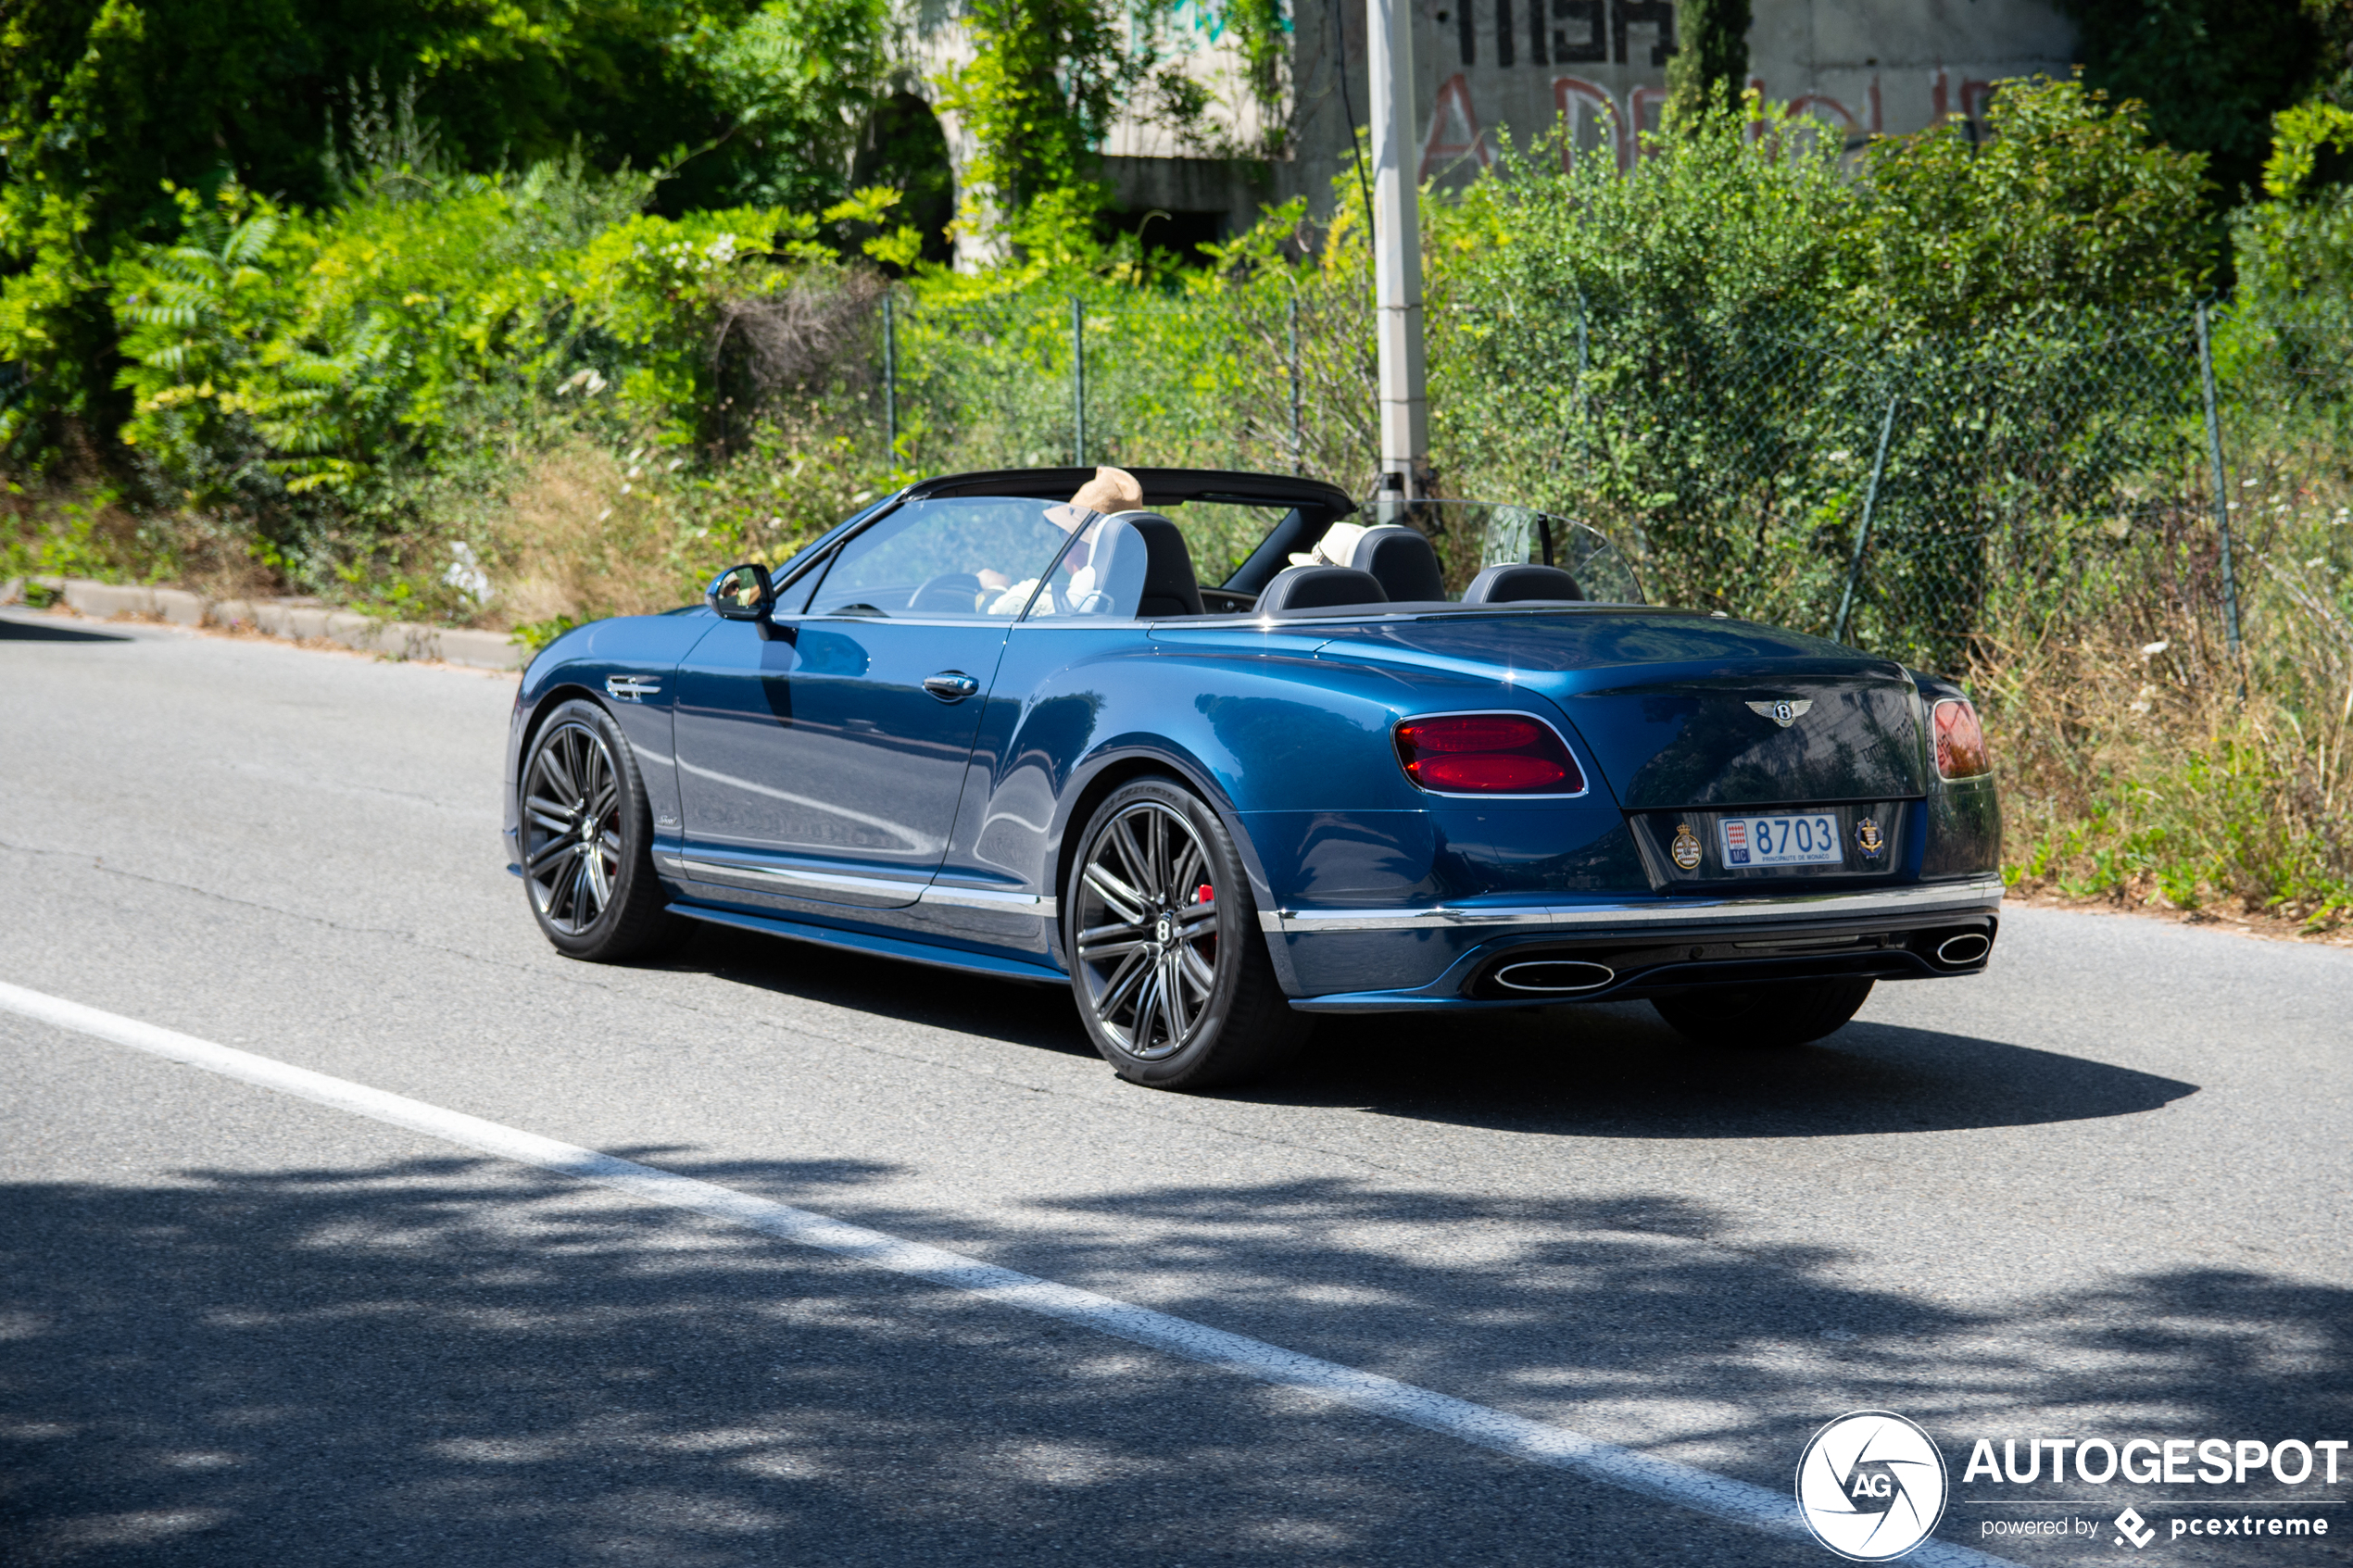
left=1, top=1160, right=2340, bottom=1567
left=654, top=928, right=2196, bottom=1137
left=655, top=922, right=1100, bottom=1060
left=1265, top=1004, right=2200, bottom=1137
left=0, top=614, right=133, bottom=644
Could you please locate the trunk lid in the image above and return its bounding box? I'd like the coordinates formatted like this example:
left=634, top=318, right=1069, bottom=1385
left=1306, top=608, right=1929, bottom=808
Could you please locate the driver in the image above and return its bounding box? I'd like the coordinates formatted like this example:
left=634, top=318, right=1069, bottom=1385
left=978, top=465, right=1145, bottom=616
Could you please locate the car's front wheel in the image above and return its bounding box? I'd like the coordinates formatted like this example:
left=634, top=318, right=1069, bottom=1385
left=1066, top=778, right=1310, bottom=1090
left=1651, top=978, right=1875, bottom=1048
left=519, top=698, right=678, bottom=961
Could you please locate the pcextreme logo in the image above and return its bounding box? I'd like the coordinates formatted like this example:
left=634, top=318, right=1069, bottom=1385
left=1796, top=1411, right=1951, bottom=1562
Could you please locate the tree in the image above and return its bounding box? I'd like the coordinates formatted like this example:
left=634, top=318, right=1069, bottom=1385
left=1666, top=0, right=1752, bottom=126
left=0, top=0, right=889, bottom=462
left=1851, top=76, right=2213, bottom=333
left=931, top=0, right=1148, bottom=243
left=930, top=0, right=1294, bottom=254
left=2057, top=0, right=2323, bottom=202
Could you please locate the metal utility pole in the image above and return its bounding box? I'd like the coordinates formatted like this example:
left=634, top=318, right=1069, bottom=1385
left=2195, top=301, right=2244, bottom=663
left=881, top=289, right=898, bottom=460
left=1832, top=392, right=1902, bottom=646
left=1070, top=296, right=1088, bottom=468
left=1365, top=0, right=1428, bottom=504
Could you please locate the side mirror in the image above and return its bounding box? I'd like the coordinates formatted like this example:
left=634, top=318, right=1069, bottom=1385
left=707, top=563, right=774, bottom=621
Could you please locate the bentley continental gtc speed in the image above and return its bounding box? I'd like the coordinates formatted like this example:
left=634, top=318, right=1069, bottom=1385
left=503, top=466, right=2002, bottom=1090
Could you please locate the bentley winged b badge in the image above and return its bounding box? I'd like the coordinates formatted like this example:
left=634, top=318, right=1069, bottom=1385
left=1746, top=698, right=1813, bottom=728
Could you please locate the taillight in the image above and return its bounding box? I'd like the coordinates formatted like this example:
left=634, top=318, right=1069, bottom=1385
left=1395, top=714, right=1586, bottom=795
left=1932, top=698, right=1992, bottom=780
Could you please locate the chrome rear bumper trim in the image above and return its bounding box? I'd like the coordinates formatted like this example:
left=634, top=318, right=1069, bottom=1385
left=1258, top=876, right=2004, bottom=935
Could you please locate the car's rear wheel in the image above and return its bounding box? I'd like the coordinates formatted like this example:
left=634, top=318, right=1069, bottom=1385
left=520, top=698, right=677, bottom=961
left=1651, top=978, right=1875, bottom=1048
left=1066, top=779, right=1310, bottom=1090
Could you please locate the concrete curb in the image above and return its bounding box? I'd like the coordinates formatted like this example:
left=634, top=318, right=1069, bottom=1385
left=0, top=575, right=528, bottom=671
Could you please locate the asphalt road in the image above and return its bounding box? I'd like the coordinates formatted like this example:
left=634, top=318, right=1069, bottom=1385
left=3, top=606, right=2348, bottom=1568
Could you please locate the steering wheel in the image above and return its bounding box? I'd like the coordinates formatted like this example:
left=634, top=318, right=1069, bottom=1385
left=909, top=572, right=986, bottom=614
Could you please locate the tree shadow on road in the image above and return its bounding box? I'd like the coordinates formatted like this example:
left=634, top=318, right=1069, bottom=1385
left=0, top=1158, right=2340, bottom=1567
left=0, top=615, right=133, bottom=644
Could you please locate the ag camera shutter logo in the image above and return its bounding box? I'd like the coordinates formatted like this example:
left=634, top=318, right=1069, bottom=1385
left=1796, top=1411, right=1950, bottom=1561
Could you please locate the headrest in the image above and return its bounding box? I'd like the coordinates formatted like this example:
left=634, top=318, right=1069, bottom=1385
left=1256, top=565, right=1388, bottom=614
left=1347, top=525, right=1447, bottom=603
left=1461, top=563, right=1584, bottom=605
left=1072, top=512, right=1202, bottom=618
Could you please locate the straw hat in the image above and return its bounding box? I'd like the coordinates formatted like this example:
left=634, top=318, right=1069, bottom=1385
left=1066, top=466, right=1144, bottom=516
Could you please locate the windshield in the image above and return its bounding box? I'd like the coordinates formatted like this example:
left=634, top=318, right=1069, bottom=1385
left=786, top=491, right=1643, bottom=619
left=792, top=496, right=1085, bottom=619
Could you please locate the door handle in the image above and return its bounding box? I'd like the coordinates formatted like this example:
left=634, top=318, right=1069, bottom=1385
left=923, top=671, right=981, bottom=702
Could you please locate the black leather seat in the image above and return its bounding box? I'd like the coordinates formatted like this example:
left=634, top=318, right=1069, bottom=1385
left=1461, top=563, right=1584, bottom=604
left=1255, top=565, right=1387, bottom=613
left=1079, top=513, right=1203, bottom=617
left=1344, top=525, right=1448, bottom=602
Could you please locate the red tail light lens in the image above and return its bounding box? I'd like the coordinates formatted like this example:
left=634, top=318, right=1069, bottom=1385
left=1395, top=714, right=1586, bottom=795
left=1932, top=698, right=1992, bottom=779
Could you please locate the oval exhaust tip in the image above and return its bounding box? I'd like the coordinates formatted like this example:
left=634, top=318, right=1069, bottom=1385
left=1935, top=933, right=1992, bottom=966
left=1495, top=960, right=1617, bottom=994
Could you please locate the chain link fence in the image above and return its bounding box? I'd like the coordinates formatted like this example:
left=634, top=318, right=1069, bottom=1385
left=846, top=287, right=2351, bottom=712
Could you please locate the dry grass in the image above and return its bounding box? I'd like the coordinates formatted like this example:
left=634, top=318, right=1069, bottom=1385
left=1978, top=490, right=2353, bottom=935
left=1, top=477, right=279, bottom=602
left=489, top=440, right=712, bottom=630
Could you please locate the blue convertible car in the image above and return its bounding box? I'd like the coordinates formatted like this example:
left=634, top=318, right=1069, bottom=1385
left=504, top=466, right=2001, bottom=1089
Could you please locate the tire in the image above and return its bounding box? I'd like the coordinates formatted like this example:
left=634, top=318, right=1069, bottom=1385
left=1065, top=778, right=1311, bottom=1090
left=1651, top=978, right=1875, bottom=1048
left=519, top=698, right=679, bottom=962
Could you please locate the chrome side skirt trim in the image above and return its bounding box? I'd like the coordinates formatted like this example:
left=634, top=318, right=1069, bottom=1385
left=919, top=882, right=1060, bottom=917
left=671, top=856, right=1054, bottom=917
left=1257, top=876, right=2004, bottom=935
left=680, top=856, right=924, bottom=900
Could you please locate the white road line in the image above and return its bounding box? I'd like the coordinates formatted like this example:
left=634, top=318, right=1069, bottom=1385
left=2, top=978, right=2014, bottom=1566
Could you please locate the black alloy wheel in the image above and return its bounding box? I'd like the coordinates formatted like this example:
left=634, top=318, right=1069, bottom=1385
left=1067, top=778, right=1309, bottom=1090
left=520, top=699, right=677, bottom=960
left=1650, top=977, right=1876, bottom=1048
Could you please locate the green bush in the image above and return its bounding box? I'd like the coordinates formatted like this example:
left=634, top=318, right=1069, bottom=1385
left=91, top=145, right=914, bottom=599
left=0, top=0, right=894, bottom=460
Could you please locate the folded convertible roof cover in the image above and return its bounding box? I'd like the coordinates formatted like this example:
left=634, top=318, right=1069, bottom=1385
left=907, top=467, right=1355, bottom=517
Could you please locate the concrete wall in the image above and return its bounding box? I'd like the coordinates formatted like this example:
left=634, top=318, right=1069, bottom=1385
left=919, top=0, right=2078, bottom=256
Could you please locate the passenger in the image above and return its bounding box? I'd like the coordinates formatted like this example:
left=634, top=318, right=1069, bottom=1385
left=1286, top=521, right=1370, bottom=570
left=978, top=466, right=1145, bottom=615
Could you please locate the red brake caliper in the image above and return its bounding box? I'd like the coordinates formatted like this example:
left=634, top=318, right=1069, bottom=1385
left=1195, top=884, right=1214, bottom=960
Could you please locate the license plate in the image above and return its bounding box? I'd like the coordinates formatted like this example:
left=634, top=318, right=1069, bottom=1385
left=1719, top=813, right=1843, bottom=868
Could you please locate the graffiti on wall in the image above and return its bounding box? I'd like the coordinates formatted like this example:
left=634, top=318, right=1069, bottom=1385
left=1441, top=0, right=1679, bottom=71
left=1417, top=62, right=1997, bottom=179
